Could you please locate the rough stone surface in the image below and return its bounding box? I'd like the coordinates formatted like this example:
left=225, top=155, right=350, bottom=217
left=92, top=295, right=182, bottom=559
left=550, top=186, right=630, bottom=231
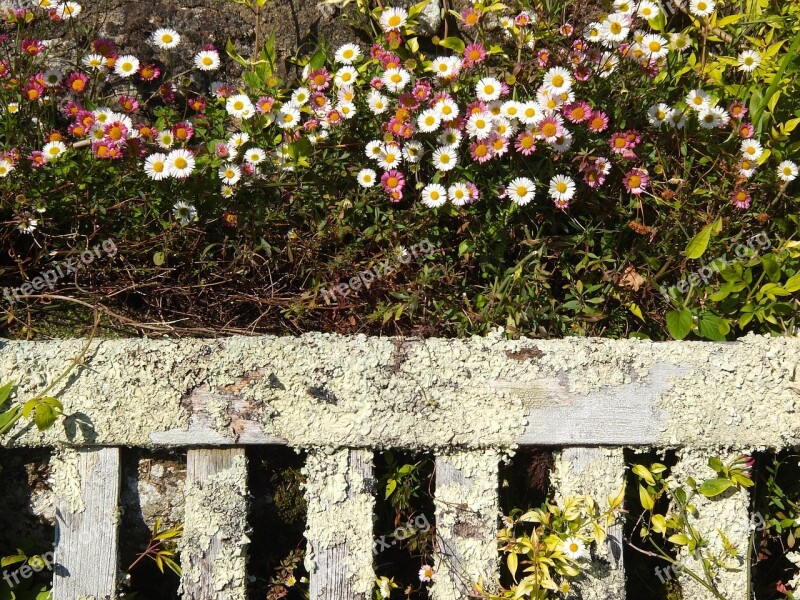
left=0, top=334, right=797, bottom=450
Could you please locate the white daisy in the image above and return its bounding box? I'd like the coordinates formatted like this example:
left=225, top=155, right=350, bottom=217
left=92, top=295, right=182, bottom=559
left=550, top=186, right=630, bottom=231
left=82, top=53, right=105, bottom=70
left=144, top=153, right=168, bottom=180
left=685, top=88, right=711, bottom=112
left=151, top=28, right=181, bottom=49
left=670, top=32, right=691, bottom=51
left=402, top=140, right=423, bottom=163
left=585, top=22, right=603, bottom=42
left=378, top=144, right=402, bottom=170
left=417, top=109, right=442, bottom=133
left=600, top=12, right=630, bottom=43
left=740, top=139, right=764, bottom=161
left=418, top=565, right=435, bottom=583
left=475, top=77, right=502, bottom=102
left=335, top=43, right=362, bottom=64
left=562, top=537, right=585, bottom=560
left=438, top=128, right=462, bottom=147
left=548, top=174, right=576, bottom=203
left=430, top=56, right=460, bottom=79
left=434, top=98, right=459, bottom=121
left=114, top=55, right=140, bottom=78
left=42, top=69, right=62, bottom=87
left=244, top=147, right=266, bottom=165
left=334, top=66, right=358, bottom=87
left=507, top=177, right=536, bottom=206
left=194, top=50, right=221, bottom=71
left=382, top=68, right=411, bottom=93
left=172, top=201, right=197, bottom=225
left=737, top=50, right=761, bottom=73
left=448, top=182, right=470, bottom=206
left=689, top=0, right=715, bottom=17
left=698, top=105, right=729, bottom=128
left=518, top=101, right=544, bottom=126
left=493, top=117, right=516, bottom=139
left=228, top=132, right=250, bottom=150
left=421, top=183, right=447, bottom=207
left=291, top=87, right=310, bottom=106
left=641, top=33, right=669, bottom=59
left=165, top=149, right=195, bottom=178
left=366, top=140, right=384, bottom=160
left=500, top=100, right=521, bottom=120
left=613, top=0, right=635, bottom=13
left=550, top=131, right=573, bottom=152
left=56, top=1, right=81, bottom=19
left=431, top=146, right=458, bottom=172
left=337, top=101, right=356, bottom=119
left=226, top=94, right=255, bottom=119
left=637, top=0, right=661, bottom=19
left=542, top=67, right=573, bottom=94
left=219, top=163, right=242, bottom=186
left=0, top=159, right=14, bottom=177
left=278, top=105, right=301, bottom=129
left=667, top=109, right=688, bottom=129
left=367, top=90, right=390, bottom=114
left=380, top=7, right=408, bottom=31
left=357, top=168, right=377, bottom=187
left=42, top=141, right=67, bottom=161
left=777, top=160, right=798, bottom=182
left=648, top=103, right=673, bottom=126
left=466, top=112, right=493, bottom=139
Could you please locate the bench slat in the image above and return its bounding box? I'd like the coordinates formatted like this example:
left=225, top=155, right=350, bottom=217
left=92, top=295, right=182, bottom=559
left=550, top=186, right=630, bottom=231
left=306, top=448, right=375, bottom=600
left=180, top=448, right=249, bottom=600
left=432, top=450, right=499, bottom=599
left=52, top=447, right=121, bottom=600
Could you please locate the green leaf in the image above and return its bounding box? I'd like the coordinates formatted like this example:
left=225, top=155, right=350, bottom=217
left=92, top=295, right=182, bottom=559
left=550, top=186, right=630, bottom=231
left=225, top=38, right=249, bottom=68
left=0, top=381, right=14, bottom=407
left=665, top=310, right=693, bottom=340
left=639, top=484, right=655, bottom=511
left=685, top=221, right=717, bottom=259
left=385, top=479, right=397, bottom=499
left=153, top=252, right=166, bottom=266
left=309, top=47, right=327, bottom=70
left=0, top=406, right=21, bottom=435
left=507, top=552, right=518, bottom=578
left=668, top=533, right=690, bottom=545
left=697, top=313, right=729, bottom=341
left=439, top=37, right=465, bottom=53
left=698, top=478, right=734, bottom=497
left=784, top=272, right=800, bottom=293
left=632, top=464, right=655, bottom=486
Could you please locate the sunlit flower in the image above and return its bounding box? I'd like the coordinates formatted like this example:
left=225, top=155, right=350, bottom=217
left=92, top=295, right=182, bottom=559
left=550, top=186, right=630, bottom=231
left=228, top=132, right=250, bottom=150
left=448, top=182, right=470, bottom=206
left=334, top=66, right=357, bottom=87
left=42, top=141, right=67, bottom=161
left=562, top=537, right=585, bottom=560
left=466, top=112, right=493, bottom=139
left=434, top=98, right=459, bottom=121
left=367, top=90, right=389, bottom=114
left=278, top=105, right=301, bottom=129
left=740, top=139, right=763, bottom=161
left=641, top=33, right=669, bottom=59
left=518, top=101, right=543, bottom=126
left=157, top=130, right=174, bottom=149
left=431, top=146, right=458, bottom=171
left=637, top=1, right=660, bottom=19
left=378, top=144, right=402, bottom=170
left=418, top=565, right=435, bottom=582
left=357, top=168, right=377, bottom=187
left=507, top=177, right=536, bottom=205
left=685, top=88, right=711, bottom=112
left=421, top=183, right=447, bottom=208
left=151, top=28, right=181, bottom=49
left=57, top=1, right=82, bottom=19
left=777, top=160, right=798, bottom=182
left=335, top=43, right=361, bottom=64
left=172, top=201, right=197, bottom=225
left=381, top=169, right=405, bottom=192
left=244, top=147, right=266, bottom=165
left=114, top=55, right=140, bottom=78
left=417, top=109, right=442, bottom=133
left=670, top=32, right=691, bottom=51
left=380, top=7, right=408, bottom=31
left=0, top=159, right=14, bottom=177
left=165, top=149, right=195, bottom=178
left=623, top=168, right=649, bottom=195
left=194, top=50, right=220, bottom=71
left=698, top=105, right=729, bottom=128
left=600, top=12, right=630, bottom=43
left=475, top=77, right=502, bottom=102
left=219, top=163, right=241, bottom=186
left=65, top=72, right=89, bottom=93
left=144, top=153, right=168, bottom=181
left=431, top=56, right=461, bottom=79
left=731, top=188, right=751, bottom=209
left=689, top=0, right=715, bottom=17
left=542, top=67, right=572, bottom=94
left=17, top=212, right=38, bottom=234
left=647, top=103, right=673, bottom=126
left=82, top=53, right=105, bottom=70
left=549, top=174, right=576, bottom=205
left=382, top=68, right=411, bottom=93
left=737, top=50, right=761, bottom=73
left=402, top=140, right=423, bottom=163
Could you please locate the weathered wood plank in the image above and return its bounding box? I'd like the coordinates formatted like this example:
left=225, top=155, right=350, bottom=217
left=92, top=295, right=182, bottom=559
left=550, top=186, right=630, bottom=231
left=551, top=447, right=626, bottom=600
left=180, top=448, right=249, bottom=600
left=431, top=450, right=499, bottom=600
left=52, top=447, right=121, bottom=600
left=306, top=448, right=375, bottom=600
left=671, top=449, right=751, bottom=600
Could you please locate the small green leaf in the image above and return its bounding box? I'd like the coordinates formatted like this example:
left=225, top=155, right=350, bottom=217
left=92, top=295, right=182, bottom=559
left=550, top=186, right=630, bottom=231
left=685, top=222, right=715, bottom=259
left=33, top=403, right=59, bottom=431
left=153, top=252, right=166, bottom=266
left=668, top=533, right=690, bottom=545
left=632, top=464, right=655, bottom=486
left=639, top=484, right=655, bottom=511
left=666, top=309, right=693, bottom=340
left=385, top=479, right=397, bottom=499
left=0, top=382, right=14, bottom=407
left=438, top=37, right=466, bottom=53
left=698, top=478, right=734, bottom=497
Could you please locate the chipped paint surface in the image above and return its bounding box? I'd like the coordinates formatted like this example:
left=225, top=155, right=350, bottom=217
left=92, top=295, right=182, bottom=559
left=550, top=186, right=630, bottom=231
left=431, top=449, right=499, bottom=600
left=51, top=447, right=85, bottom=513
left=671, top=449, right=751, bottom=600
left=304, top=448, right=375, bottom=599
left=179, top=453, right=249, bottom=600
left=0, top=334, right=796, bottom=449
left=551, top=448, right=626, bottom=600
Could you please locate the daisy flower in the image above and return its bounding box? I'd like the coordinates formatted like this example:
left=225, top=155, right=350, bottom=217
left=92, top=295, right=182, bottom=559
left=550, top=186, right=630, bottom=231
left=228, top=132, right=250, bottom=150
left=194, top=50, right=221, bottom=71
left=417, top=109, right=442, bottom=133
left=335, top=43, right=361, bottom=64
left=57, top=1, right=81, bottom=19
left=448, top=182, right=470, bottom=206
left=549, top=174, right=576, bottom=205
left=637, top=0, right=661, bottom=19
left=380, top=7, right=408, bottom=31
left=538, top=115, right=563, bottom=141
left=777, top=160, right=798, bottom=182
left=378, top=144, right=402, bottom=170
left=670, top=32, right=691, bottom=51
left=731, top=188, right=751, bottom=209
left=689, top=0, right=715, bottom=17
left=434, top=98, right=459, bottom=121
left=419, top=565, right=435, bottom=583
left=587, top=110, right=609, bottom=132
left=151, top=28, right=181, bottom=49
left=431, top=146, right=458, bottom=172
left=466, top=112, right=493, bottom=139
left=82, top=53, right=105, bottom=69
left=562, top=537, right=585, bottom=560
left=382, top=68, right=411, bottom=93
left=144, top=153, right=168, bottom=181
left=43, top=69, right=62, bottom=87
left=165, top=149, right=195, bottom=178
left=365, top=140, right=384, bottom=160
left=244, top=147, right=266, bottom=165
left=493, top=117, right=516, bottom=139
left=740, top=139, right=763, bottom=161
left=402, top=140, right=424, bottom=163
left=600, top=12, right=630, bottom=43
left=647, top=103, right=673, bottom=126
left=476, top=77, right=502, bottom=102
left=278, top=105, right=301, bottom=129
left=698, top=106, right=729, bottom=129
left=542, top=67, right=572, bottom=94
left=42, top=141, right=67, bottom=161
left=16, top=212, right=38, bottom=234
left=227, top=94, right=255, bottom=119
left=737, top=50, right=761, bottom=73
left=114, top=55, right=140, bottom=78
left=667, top=110, right=687, bottom=129
left=337, top=101, right=356, bottom=119
left=172, top=201, right=197, bottom=225
left=290, top=87, right=310, bottom=106
left=739, top=158, right=757, bottom=178
left=381, top=169, right=405, bottom=192
left=550, top=132, right=573, bottom=153
left=623, top=168, right=649, bottom=195
left=0, top=159, right=14, bottom=177
left=421, top=183, right=447, bottom=208
left=641, top=33, right=669, bottom=59
left=515, top=130, right=537, bottom=155
left=157, top=130, right=174, bottom=149
left=685, top=89, right=711, bottom=112
left=334, top=66, right=358, bottom=87
left=367, top=90, right=389, bottom=114
left=518, top=101, right=544, bottom=126
left=219, top=163, right=242, bottom=186
left=469, top=140, right=492, bottom=163
left=357, top=168, right=377, bottom=187
left=507, top=177, right=537, bottom=206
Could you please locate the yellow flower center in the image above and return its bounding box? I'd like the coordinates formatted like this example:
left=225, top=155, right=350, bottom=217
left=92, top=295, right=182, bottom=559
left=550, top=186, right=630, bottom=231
left=610, top=22, right=622, bottom=34
left=551, top=75, right=564, bottom=87
left=174, top=158, right=187, bottom=169
left=556, top=182, right=567, bottom=193
left=516, top=186, right=527, bottom=196
left=388, top=15, right=401, bottom=27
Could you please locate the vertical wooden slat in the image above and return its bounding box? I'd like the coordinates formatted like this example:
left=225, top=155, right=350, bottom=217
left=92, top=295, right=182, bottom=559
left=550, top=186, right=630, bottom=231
left=551, top=447, right=627, bottom=599
left=431, top=449, right=499, bottom=599
left=671, top=449, right=751, bottom=600
left=180, top=448, right=249, bottom=600
left=52, top=447, right=121, bottom=600
left=306, top=448, right=375, bottom=600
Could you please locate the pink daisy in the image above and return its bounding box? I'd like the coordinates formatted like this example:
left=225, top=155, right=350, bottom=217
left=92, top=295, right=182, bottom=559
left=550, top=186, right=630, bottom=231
left=587, top=111, right=609, bottom=132
left=731, top=188, right=751, bottom=209
left=623, top=169, right=649, bottom=195
left=514, top=130, right=537, bottom=156
left=381, top=169, right=406, bottom=192
left=469, top=140, right=493, bottom=163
